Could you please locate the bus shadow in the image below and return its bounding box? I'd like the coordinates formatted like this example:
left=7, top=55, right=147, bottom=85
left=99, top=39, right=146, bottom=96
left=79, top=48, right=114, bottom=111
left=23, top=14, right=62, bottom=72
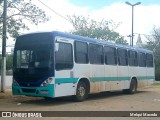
left=14, top=96, right=74, bottom=106
left=87, top=90, right=149, bottom=101
left=15, top=90, right=149, bottom=106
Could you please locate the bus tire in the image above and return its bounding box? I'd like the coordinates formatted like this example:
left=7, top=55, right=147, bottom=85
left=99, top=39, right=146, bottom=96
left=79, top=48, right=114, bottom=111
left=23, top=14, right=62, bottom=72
left=123, top=79, right=137, bottom=94
left=75, top=81, right=88, bottom=102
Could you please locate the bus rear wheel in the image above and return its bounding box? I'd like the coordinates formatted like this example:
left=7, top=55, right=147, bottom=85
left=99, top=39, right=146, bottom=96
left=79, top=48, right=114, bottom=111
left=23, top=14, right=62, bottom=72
left=75, top=81, right=88, bottom=102
left=123, top=79, right=137, bottom=94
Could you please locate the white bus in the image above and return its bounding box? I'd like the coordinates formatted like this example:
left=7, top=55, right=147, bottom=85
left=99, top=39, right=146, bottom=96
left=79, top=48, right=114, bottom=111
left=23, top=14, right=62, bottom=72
left=12, top=31, right=155, bottom=101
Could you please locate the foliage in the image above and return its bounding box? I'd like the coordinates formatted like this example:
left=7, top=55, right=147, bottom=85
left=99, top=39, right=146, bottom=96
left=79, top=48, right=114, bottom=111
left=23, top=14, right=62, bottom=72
left=0, top=54, right=13, bottom=74
left=0, top=0, right=49, bottom=74
left=0, top=0, right=49, bottom=38
left=6, top=54, right=13, bottom=71
left=144, top=26, right=160, bottom=81
left=155, top=69, right=160, bottom=81
left=68, top=15, right=128, bottom=45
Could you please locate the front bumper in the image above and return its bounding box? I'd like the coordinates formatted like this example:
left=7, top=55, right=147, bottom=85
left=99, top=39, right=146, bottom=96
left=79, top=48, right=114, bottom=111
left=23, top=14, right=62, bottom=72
left=12, top=84, right=54, bottom=98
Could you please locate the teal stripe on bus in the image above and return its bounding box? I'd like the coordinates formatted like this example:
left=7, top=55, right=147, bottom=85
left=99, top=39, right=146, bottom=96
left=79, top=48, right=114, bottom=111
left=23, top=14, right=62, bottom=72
left=90, top=77, right=130, bottom=81
left=137, top=76, right=155, bottom=80
left=55, top=78, right=78, bottom=84
left=55, top=76, right=154, bottom=84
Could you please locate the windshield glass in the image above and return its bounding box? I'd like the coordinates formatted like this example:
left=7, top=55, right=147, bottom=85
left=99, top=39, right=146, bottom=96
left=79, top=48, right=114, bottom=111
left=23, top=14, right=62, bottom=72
left=13, top=33, right=54, bottom=84
left=15, top=45, right=52, bottom=69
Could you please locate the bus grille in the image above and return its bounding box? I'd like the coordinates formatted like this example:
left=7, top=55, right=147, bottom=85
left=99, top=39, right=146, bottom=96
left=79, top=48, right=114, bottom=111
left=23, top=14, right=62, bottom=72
left=22, top=88, right=36, bottom=93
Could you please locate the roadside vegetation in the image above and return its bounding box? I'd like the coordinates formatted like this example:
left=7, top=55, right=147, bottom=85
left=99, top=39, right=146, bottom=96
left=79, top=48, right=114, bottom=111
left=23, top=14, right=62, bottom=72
left=0, top=0, right=49, bottom=75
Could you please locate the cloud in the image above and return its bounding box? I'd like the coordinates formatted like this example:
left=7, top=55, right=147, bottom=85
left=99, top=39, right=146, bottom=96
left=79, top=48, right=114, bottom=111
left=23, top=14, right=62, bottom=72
left=26, top=0, right=91, bottom=32
left=90, top=3, right=160, bottom=35
left=30, top=1, right=160, bottom=35
left=5, top=0, right=160, bottom=50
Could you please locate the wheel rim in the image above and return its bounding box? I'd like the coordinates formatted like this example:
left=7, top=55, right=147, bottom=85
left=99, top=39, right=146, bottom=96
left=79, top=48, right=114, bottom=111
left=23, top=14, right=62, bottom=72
left=77, top=86, right=85, bottom=97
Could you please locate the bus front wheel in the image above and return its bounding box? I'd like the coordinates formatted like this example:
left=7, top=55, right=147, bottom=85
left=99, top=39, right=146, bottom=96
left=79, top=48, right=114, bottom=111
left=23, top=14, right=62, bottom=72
left=75, top=81, right=88, bottom=102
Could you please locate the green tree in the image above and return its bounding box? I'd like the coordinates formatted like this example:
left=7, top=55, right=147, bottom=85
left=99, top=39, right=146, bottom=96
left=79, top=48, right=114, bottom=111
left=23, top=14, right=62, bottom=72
left=0, top=0, right=49, bottom=38
left=0, top=0, right=49, bottom=73
left=68, top=15, right=128, bottom=45
left=0, top=54, right=13, bottom=74
left=6, top=54, right=13, bottom=71
left=144, top=26, right=160, bottom=80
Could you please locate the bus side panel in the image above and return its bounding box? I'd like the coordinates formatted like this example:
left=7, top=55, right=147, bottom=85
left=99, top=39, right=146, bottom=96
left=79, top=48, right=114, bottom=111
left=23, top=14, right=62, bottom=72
left=146, top=67, right=155, bottom=86
left=54, top=70, right=78, bottom=97
left=54, top=82, right=77, bottom=97
left=105, top=65, right=117, bottom=91
left=137, top=67, right=147, bottom=88
left=74, top=64, right=91, bottom=92
left=115, top=66, right=128, bottom=90
left=73, top=64, right=91, bottom=80
left=90, top=65, right=105, bottom=93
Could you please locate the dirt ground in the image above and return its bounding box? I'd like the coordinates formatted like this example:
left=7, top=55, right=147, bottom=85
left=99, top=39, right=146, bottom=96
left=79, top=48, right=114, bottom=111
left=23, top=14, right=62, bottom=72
left=0, top=82, right=160, bottom=120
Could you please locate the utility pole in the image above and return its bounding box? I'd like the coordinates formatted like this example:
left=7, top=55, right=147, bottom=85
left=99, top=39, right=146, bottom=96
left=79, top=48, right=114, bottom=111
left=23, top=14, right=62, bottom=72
left=125, top=1, right=141, bottom=46
left=1, top=0, right=7, bottom=92
left=127, top=35, right=132, bottom=46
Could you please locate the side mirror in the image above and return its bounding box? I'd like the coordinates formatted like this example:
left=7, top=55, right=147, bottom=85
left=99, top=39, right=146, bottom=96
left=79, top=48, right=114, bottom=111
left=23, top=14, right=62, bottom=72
left=55, top=43, right=59, bottom=52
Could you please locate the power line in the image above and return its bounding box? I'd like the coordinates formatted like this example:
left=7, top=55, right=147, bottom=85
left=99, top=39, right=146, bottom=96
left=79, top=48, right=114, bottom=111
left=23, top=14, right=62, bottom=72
left=134, top=33, right=160, bottom=37
left=37, top=0, right=70, bottom=22
left=123, top=33, right=160, bottom=38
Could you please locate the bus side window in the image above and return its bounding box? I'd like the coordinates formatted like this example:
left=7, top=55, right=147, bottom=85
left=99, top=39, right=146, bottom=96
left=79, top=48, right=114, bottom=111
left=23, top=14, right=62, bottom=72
left=128, top=50, right=138, bottom=66
left=74, top=41, right=89, bottom=64
left=117, top=48, right=128, bottom=66
left=138, top=52, right=146, bottom=67
left=135, top=52, right=138, bottom=66
left=55, top=42, right=73, bottom=70
left=104, top=46, right=117, bottom=65
left=89, top=44, right=104, bottom=64
left=146, top=53, right=153, bottom=67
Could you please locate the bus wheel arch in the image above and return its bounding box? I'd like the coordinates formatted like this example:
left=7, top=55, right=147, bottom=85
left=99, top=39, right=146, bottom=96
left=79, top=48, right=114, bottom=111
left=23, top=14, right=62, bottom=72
left=130, top=77, right=138, bottom=94
left=131, top=77, right=138, bottom=88
left=123, top=77, right=138, bottom=94
left=75, top=78, right=90, bottom=102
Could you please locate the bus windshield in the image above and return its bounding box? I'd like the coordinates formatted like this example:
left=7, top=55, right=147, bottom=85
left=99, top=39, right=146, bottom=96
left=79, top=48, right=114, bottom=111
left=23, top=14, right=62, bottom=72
left=15, top=44, right=52, bottom=69
left=13, top=33, right=54, bottom=83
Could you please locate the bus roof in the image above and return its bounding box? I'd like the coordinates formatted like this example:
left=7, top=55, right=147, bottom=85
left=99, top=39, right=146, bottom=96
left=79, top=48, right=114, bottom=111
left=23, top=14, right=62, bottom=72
left=52, top=31, right=153, bottom=54
left=19, top=31, right=153, bottom=54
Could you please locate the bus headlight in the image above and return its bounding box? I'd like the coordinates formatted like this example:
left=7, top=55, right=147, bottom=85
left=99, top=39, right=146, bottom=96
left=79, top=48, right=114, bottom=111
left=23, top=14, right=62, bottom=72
left=13, top=79, right=19, bottom=86
left=41, top=77, right=53, bottom=87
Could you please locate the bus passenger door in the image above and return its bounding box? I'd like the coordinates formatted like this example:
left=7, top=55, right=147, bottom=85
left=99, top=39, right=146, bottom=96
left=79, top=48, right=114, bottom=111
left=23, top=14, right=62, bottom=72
left=54, top=37, right=76, bottom=97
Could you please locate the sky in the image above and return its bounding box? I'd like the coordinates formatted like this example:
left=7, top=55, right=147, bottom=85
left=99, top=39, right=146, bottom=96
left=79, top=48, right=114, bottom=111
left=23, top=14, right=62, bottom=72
left=2, top=0, right=160, bottom=52
left=69, top=0, right=160, bottom=9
